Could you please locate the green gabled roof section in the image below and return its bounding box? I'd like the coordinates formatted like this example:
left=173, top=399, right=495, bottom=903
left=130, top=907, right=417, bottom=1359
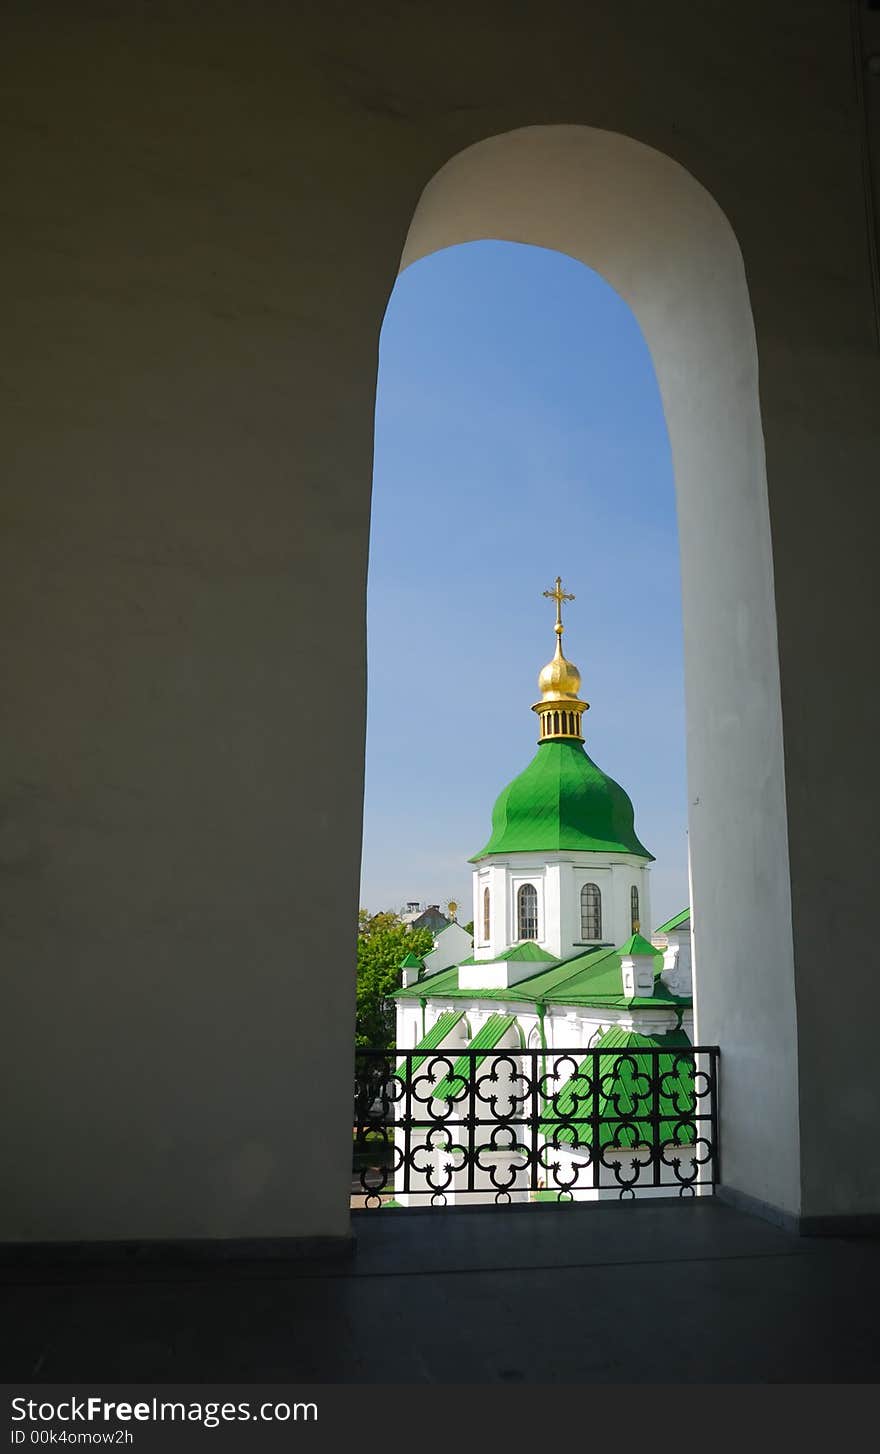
left=505, top=944, right=626, bottom=1001
left=534, top=944, right=633, bottom=1000
left=398, top=1010, right=465, bottom=1075
left=617, top=932, right=659, bottom=958
left=484, top=942, right=558, bottom=964
left=655, top=907, right=690, bottom=935
left=470, top=739, right=653, bottom=862
left=429, top=944, right=557, bottom=974
left=540, top=1028, right=696, bottom=1148
left=391, top=939, right=690, bottom=1009
left=597, top=1026, right=690, bottom=1052
left=431, top=1014, right=519, bottom=1101
left=399, top=951, right=424, bottom=970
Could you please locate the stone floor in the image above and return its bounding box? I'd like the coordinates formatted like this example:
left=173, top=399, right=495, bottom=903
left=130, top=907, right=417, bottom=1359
left=3, top=1199, right=880, bottom=1382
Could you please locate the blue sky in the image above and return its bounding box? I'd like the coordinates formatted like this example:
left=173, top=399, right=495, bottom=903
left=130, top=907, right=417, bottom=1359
left=361, top=240, right=689, bottom=930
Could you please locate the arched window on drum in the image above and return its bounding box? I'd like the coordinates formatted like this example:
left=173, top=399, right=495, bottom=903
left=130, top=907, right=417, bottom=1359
left=580, top=882, right=602, bottom=941
left=517, top=883, right=538, bottom=941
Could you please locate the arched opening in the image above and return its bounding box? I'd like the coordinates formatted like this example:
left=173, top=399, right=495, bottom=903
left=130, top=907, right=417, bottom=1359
left=359, top=228, right=693, bottom=1209
left=387, top=126, right=797, bottom=1217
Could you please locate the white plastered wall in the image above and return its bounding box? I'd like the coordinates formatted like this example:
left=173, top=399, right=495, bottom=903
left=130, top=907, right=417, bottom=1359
left=473, top=851, right=651, bottom=960
left=401, top=126, right=799, bottom=1214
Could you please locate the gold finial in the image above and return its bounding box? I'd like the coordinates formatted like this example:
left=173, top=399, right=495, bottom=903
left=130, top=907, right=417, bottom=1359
left=543, top=576, right=575, bottom=638
left=532, top=575, right=589, bottom=742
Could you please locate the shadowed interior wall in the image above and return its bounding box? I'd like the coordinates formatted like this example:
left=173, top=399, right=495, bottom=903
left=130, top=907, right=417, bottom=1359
left=2, top=2, right=878, bottom=1240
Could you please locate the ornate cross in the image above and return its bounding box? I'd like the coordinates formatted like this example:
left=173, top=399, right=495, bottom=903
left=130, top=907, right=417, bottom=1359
left=543, top=575, right=575, bottom=636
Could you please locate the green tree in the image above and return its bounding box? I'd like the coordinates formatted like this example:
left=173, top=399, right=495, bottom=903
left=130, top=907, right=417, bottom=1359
left=356, top=910, right=433, bottom=1050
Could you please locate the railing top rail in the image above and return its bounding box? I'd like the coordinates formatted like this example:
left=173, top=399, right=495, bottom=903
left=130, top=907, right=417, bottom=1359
left=356, top=1044, right=720, bottom=1056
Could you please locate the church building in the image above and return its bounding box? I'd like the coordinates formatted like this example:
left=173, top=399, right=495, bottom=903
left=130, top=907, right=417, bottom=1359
left=391, top=579, right=697, bottom=1204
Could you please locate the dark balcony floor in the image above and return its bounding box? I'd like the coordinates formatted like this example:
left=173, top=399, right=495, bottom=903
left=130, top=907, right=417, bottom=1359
left=3, top=1198, right=880, bottom=1383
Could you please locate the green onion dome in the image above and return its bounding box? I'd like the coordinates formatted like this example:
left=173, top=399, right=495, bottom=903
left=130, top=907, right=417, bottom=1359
left=470, top=739, right=653, bottom=861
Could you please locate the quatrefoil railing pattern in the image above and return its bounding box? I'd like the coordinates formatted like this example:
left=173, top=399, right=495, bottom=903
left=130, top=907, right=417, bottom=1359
left=353, top=1044, right=720, bottom=1207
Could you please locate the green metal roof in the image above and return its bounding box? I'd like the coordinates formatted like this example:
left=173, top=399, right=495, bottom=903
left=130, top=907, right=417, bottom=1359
left=398, top=1010, right=465, bottom=1075
left=470, top=740, right=653, bottom=861
left=535, top=945, right=638, bottom=1000
left=654, top=907, right=691, bottom=935
left=431, top=1014, right=519, bottom=1101
left=392, top=940, right=690, bottom=1010
left=399, top=951, right=423, bottom=970
left=540, top=1028, right=696, bottom=1147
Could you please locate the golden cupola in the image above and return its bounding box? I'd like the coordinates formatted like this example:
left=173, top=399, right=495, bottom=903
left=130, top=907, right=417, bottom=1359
left=532, top=576, right=589, bottom=742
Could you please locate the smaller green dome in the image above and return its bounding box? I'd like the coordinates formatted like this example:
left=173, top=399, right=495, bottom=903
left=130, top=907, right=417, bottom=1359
left=470, top=740, right=653, bottom=861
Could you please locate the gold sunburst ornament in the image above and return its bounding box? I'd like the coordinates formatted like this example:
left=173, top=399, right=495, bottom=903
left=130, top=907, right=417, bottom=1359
left=532, top=576, right=589, bottom=742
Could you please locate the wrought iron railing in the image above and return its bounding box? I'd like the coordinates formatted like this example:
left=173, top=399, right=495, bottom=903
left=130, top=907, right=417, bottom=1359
left=353, top=1044, right=720, bottom=1207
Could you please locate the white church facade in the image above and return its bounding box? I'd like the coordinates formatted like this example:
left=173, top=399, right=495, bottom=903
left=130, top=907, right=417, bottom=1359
left=385, top=580, right=707, bottom=1206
